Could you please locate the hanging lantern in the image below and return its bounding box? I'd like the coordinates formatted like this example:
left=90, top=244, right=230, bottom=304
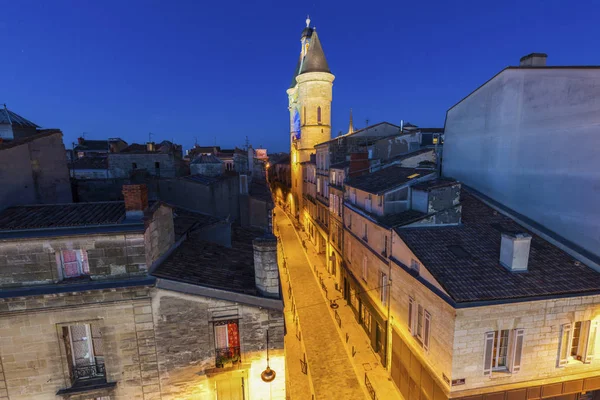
left=261, top=330, right=277, bottom=383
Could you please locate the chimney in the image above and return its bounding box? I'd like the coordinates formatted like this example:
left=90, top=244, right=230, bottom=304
left=122, top=184, right=149, bottom=219
left=500, top=232, right=532, bottom=272
left=349, top=152, right=369, bottom=178
left=520, top=53, right=547, bottom=67
left=146, top=142, right=155, bottom=152
left=77, top=137, right=85, bottom=145
left=252, top=234, right=280, bottom=298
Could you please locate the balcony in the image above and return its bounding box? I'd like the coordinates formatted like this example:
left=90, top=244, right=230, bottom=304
left=215, top=346, right=241, bottom=368
left=72, top=362, right=106, bottom=384
left=56, top=362, right=116, bottom=396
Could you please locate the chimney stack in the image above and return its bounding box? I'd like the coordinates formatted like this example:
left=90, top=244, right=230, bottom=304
left=146, top=142, right=155, bottom=152
left=349, top=152, right=369, bottom=178
left=252, top=234, right=280, bottom=298
left=500, top=232, right=532, bottom=272
left=122, top=184, right=149, bottom=220
left=520, top=53, right=547, bottom=67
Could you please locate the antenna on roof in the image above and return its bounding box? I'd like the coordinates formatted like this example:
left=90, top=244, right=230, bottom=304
left=194, top=136, right=198, bottom=146
left=148, top=132, right=153, bottom=143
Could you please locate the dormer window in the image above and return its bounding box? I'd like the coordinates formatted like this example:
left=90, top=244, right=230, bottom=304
left=58, top=249, right=90, bottom=278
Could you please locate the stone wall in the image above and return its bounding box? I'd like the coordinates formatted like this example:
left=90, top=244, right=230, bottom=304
left=0, top=131, right=72, bottom=210
left=453, top=295, right=600, bottom=393
left=152, top=290, right=285, bottom=400
left=109, top=153, right=186, bottom=178
left=0, top=285, right=155, bottom=400
left=144, top=205, right=175, bottom=268
left=0, top=233, right=147, bottom=287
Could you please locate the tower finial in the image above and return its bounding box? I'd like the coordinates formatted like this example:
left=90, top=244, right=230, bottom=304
left=306, top=15, right=310, bottom=28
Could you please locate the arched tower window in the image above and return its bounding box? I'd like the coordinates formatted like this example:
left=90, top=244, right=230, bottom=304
left=317, top=106, right=322, bottom=125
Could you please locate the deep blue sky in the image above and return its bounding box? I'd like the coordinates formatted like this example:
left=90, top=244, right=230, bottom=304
left=2, top=1, right=599, bottom=153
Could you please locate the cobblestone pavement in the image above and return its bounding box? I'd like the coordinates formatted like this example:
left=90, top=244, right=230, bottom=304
left=275, top=209, right=366, bottom=400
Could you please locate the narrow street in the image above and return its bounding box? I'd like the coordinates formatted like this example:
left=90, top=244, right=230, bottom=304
left=275, top=208, right=366, bottom=400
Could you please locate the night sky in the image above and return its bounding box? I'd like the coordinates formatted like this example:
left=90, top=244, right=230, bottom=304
left=2, top=1, right=599, bottom=153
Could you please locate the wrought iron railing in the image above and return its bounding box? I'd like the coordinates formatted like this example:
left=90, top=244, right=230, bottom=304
left=215, top=346, right=241, bottom=367
left=72, top=362, right=106, bottom=383
left=365, top=372, right=377, bottom=400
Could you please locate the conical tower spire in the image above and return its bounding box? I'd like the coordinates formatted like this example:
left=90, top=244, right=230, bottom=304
left=348, top=108, right=354, bottom=134
left=299, top=28, right=330, bottom=74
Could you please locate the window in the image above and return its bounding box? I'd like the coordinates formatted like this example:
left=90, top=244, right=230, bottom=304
left=347, top=238, right=352, bottom=262
left=417, top=304, right=424, bottom=340
left=408, top=297, right=432, bottom=352
left=214, top=320, right=241, bottom=367
left=363, top=223, right=368, bottom=241
left=317, top=106, right=322, bottom=124
left=408, top=297, right=414, bottom=333
left=379, top=272, right=388, bottom=306
left=361, top=305, right=371, bottom=334
left=558, top=321, right=597, bottom=366
left=132, top=162, right=137, bottom=169
left=424, top=311, right=431, bottom=351
left=483, top=329, right=525, bottom=376
left=365, top=196, right=372, bottom=213
left=383, top=236, right=388, bottom=257
left=378, top=195, right=383, bottom=207
left=154, top=161, right=160, bottom=169
left=350, top=287, right=358, bottom=311
left=362, top=256, right=368, bottom=281
left=410, top=259, right=420, bottom=273
left=58, top=250, right=90, bottom=278
left=62, top=324, right=105, bottom=385
left=350, top=191, right=356, bottom=205
left=348, top=213, right=352, bottom=229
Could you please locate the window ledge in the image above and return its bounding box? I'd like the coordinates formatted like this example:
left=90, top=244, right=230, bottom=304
left=56, top=381, right=117, bottom=397
left=490, top=370, right=512, bottom=379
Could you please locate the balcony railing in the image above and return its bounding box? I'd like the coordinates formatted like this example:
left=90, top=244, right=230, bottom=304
left=71, top=362, right=106, bottom=385
left=215, top=346, right=241, bottom=367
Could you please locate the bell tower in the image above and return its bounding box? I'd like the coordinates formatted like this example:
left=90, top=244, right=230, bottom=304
left=287, top=16, right=335, bottom=218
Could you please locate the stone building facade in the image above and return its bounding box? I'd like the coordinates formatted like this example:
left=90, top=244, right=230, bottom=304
left=0, top=130, right=72, bottom=211
left=108, top=142, right=187, bottom=179
left=0, top=184, right=284, bottom=400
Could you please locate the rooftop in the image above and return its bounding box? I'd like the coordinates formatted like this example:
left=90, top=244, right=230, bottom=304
left=190, top=154, right=222, bottom=164
left=73, top=138, right=125, bottom=152
left=249, top=180, right=273, bottom=203
left=0, top=202, right=127, bottom=231
left=153, top=226, right=267, bottom=296
left=346, top=166, right=436, bottom=194
left=171, top=206, right=222, bottom=239
left=376, top=209, right=427, bottom=229
left=0, top=106, right=39, bottom=128
left=385, top=148, right=435, bottom=163
left=411, top=178, right=457, bottom=192
left=183, top=174, right=232, bottom=186
left=118, top=142, right=178, bottom=154
left=395, top=189, right=600, bottom=304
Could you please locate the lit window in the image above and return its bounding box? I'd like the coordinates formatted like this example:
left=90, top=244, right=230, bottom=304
left=558, top=321, right=598, bottom=366
left=407, top=173, right=420, bottom=179
left=483, top=329, right=525, bottom=375
left=58, top=249, right=90, bottom=278
left=379, top=272, right=388, bottom=306
left=62, top=324, right=105, bottom=385
left=214, top=320, right=241, bottom=367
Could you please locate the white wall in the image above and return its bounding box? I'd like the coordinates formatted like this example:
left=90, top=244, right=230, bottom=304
left=444, top=68, right=600, bottom=261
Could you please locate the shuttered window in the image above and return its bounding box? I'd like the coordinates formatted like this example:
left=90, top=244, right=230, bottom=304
left=558, top=323, right=572, bottom=367
left=423, top=311, right=431, bottom=352
left=59, top=249, right=90, bottom=278
left=483, top=332, right=495, bottom=376
left=408, top=297, right=414, bottom=334
left=512, top=329, right=524, bottom=372
left=362, top=256, right=368, bottom=281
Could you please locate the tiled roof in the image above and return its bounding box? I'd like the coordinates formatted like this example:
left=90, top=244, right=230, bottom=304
left=73, top=140, right=112, bottom=152
left=153, top=226, right=267, bottom=295
left=171, top=206, right=221, bottom=239
left=190, top=154, right=222, bottom=164
left=346, top=167, right=436, bottom=194
left=0, top=202, right=127, bottom=230
left=411, top=179, right=457, bottom=192
left=0, top=107, right=39, bottom=127
left=69, top=157, right=108, bottom=170
left=385, top=148, right=434, bottom=163
left=395, top=189, right=600, bottom=303
left=377, top=209, right=427, bottom=228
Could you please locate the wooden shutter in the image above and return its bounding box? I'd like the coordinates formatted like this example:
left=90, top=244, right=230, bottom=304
left=79, top=250, right=90, bottom=275
left=424, top=311, right=431, bottom=352
left=61, top=250, right=79, bottom=278
left=483, top=331, right=495, bottom=376
left=512, top=329, right=524, bottom=372
left=408, top=297, right=414, bottom=334
left=62, top=326, right=75, bottom=383
left=584, top=320, right=598, bottom=364
left=558, top=323, right=572, bottom=367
